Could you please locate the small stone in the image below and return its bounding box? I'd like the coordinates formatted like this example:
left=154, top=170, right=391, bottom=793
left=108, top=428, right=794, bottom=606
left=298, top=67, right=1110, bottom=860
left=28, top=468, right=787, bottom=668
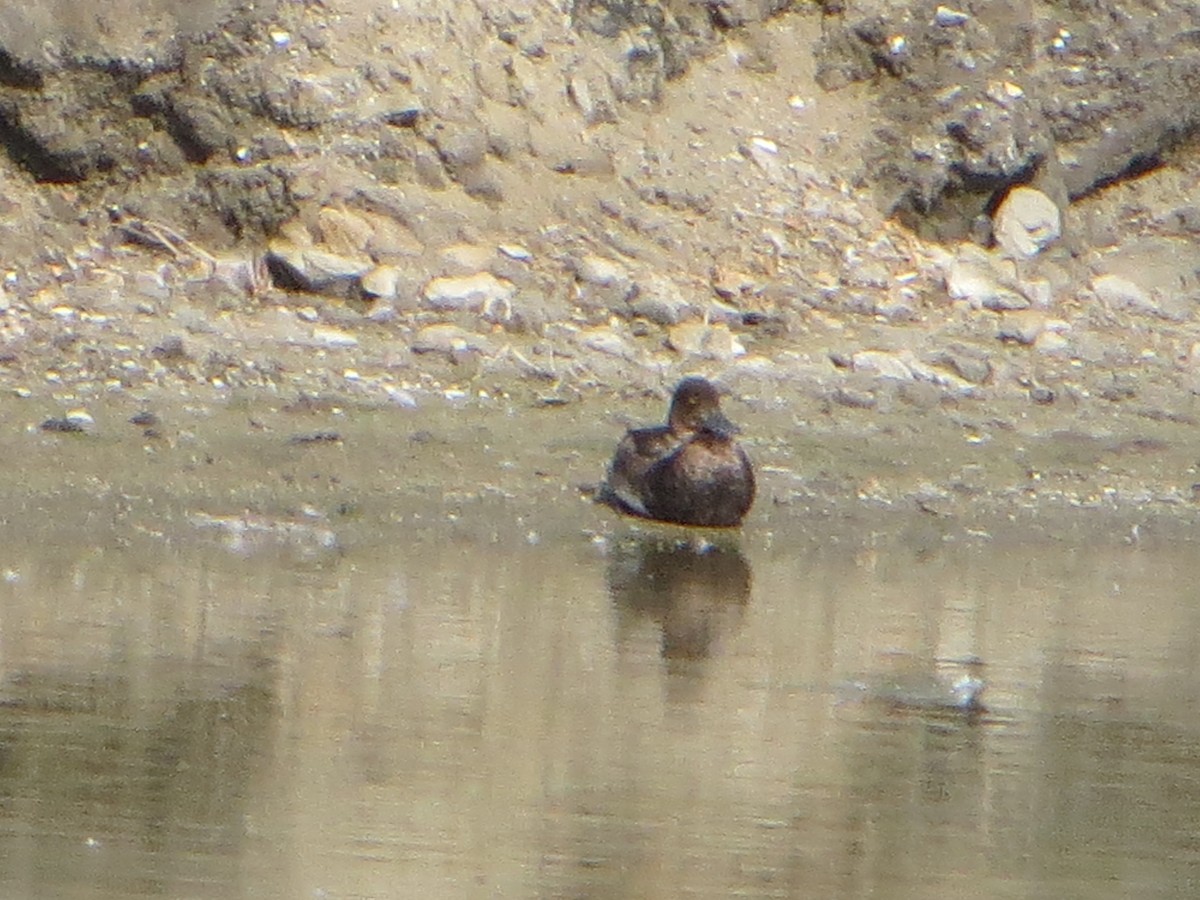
left=875, top=289, right=918, bottom=321
left=1091, top=273, right=1153, bottom=313
left=422, top=272, right=516, bottom=312
left=573, top=255, right=631, bottom=288
left=288, top=431, right=342, bottom=446
left=934, top=6, right=969, bottom=26
left=41, top=409, right=95, bottom=434
left=317, top=207, right=376, bottom=258
left=412, top=323, right=493, bottom=355
left=741, top=137, right=784, bottom=179
left=993, top=187, right=1061, bottom=259
left=360, top=265, right=402, bottom=301
left=577, top=326, right=635, bottom=359
left=852, top=350, right=913, bottom=380
left=439, top=244, right=495, bottom=275
left=1035, top=331, right=1071, bottom=355
left=498, top=244, right=532, bottom=262
left=1030, top=385, right=1055, bottom=404
left=996, top=311, right=1046, bottom=345
left=387, top=387, right=418, bottom=409
left=150, top=335, right=189, bottom=360
left=667, top=322, right=746, bottom=362
left=629, top=275, right=697, bottom=325
left=934, top=347, right=992, bottom=384
left=267, top=241, right=373, bottom=297
left=832, top=386, right=878, bottom=409
left=946, top=258, right=1030, bottom=310
left=311, top=326, right=359, bottom=348
left=1020, top=277, right=1054, bottom=308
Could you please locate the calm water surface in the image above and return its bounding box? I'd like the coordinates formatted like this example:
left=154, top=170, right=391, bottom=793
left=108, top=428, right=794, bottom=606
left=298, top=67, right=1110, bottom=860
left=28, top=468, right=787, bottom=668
left=1, top=500, right=1199, bottom=899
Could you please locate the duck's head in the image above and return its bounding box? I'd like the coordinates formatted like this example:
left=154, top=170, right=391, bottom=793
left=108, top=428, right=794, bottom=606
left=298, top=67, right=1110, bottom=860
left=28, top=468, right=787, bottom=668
left=667, top=377, right=738, bottom=439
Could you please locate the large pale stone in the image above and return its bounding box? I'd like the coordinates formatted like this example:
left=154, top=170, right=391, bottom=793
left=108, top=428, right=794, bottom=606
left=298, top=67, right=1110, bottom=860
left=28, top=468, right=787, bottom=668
left=993, top=186, right=1062, bottom=259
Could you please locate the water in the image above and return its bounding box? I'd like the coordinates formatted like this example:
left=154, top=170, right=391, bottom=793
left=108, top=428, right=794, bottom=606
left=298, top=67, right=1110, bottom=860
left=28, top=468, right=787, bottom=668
left=1, top=489, right=1199, bottom=899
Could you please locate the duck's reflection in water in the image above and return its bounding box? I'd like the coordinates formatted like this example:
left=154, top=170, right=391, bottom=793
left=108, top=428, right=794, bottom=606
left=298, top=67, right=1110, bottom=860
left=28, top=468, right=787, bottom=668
left=607, top=535, right=752, bottom=663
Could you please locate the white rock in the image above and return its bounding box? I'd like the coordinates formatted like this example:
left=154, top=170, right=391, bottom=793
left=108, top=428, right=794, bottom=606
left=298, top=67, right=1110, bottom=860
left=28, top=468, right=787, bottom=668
left=852, top=350, right=913, bottom=380
left=422, top=272, right=516, bottom=312
left=1035, top=331, right=1071, bottom=355
left=934, top=6, right=969, bottom=26
left=574, top=255, right=630, bottom=288
left=946, top=258, right=1030, bottom=310
left=993, top=186, right=1061, bottom=258
left=742, top=137, right=784, bottom=179
left=311, top=326, right=359, bottom=348
left=1092, top=273, right=1153, bottom=311
left=498, top=244, right=532, bottom=262
left=360, top=265, right=402, bottom=300
left=996, top=311, right=1046, bottom=345
left=667, top=322, right=746, bottom=362
left=267, top=241, right=373, bottom=295
left=628, top=274, right=697, bottom=325
left=439, top=244, right=495, bottom=275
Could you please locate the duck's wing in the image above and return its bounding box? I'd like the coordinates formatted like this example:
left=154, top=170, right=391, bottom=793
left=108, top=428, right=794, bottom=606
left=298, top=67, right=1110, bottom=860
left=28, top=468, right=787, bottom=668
left=599, top=426, right=678, bottom=518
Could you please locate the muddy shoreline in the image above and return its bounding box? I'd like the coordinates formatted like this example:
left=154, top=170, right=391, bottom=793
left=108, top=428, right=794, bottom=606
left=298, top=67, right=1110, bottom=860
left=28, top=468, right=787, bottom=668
left=2, top=1, right=1200, bottom=545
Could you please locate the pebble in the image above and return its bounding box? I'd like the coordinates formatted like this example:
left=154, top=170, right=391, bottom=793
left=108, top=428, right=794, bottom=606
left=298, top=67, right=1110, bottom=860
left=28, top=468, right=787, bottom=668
left=438, top=243, right=496, bottom=276
left=577, top=326, right=635, bottom=359
left=933, top=347, right=992, bottom=384
left=573, top=254, right=631, bottom=289
left=934, top=5, right=970, bottom=26
left=666, top=322, right=746, bottom=362
left=1091, top=273, right=1155, bottom=315
left=315, top=207, right=377, bottom=259
left=411, top=323, right=493, bottom=355
left=628, top=274, right=697, bottom=325
left=360, top=265, right=403, bottom=300
left=311, top=325, right=359, bottom=348
left=266, top=242, right=374, bottom=296
left=946, top=257, right=1030, bottom=310
left=498, top=244, right=532, bottom=262
left=996, top=311, right=1046, bottom=345
left=421, top=272, right=516, bottom=312
left=1035, top=330, right=1071, bottom=355
left=993, top=186, right=1062, bottom=259
left=41, top=408, right=96, bottom=434
left=832, top=386, right=878, bottom=409
left=387, top=388, right=418, bottom=409
left=851, top=349, right=913, bottom=380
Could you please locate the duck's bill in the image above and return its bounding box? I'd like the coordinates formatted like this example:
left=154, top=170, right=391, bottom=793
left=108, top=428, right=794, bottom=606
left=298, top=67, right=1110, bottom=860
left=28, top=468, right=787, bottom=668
left=701, top=410, right=739, bottom=439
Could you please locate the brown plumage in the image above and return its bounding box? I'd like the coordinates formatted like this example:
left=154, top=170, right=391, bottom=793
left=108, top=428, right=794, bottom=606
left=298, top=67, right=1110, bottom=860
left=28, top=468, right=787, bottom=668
left=600, top=377, right=755, bottom=527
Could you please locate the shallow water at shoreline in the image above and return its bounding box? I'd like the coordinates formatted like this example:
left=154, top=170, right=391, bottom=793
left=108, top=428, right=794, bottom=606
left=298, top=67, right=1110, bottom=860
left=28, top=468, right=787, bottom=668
left=1, top=479, right=1199, bottom=898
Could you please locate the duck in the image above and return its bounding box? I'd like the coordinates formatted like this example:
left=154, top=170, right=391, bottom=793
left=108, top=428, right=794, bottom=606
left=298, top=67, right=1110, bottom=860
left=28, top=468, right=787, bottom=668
left=600, top=377, right=755, bottom=527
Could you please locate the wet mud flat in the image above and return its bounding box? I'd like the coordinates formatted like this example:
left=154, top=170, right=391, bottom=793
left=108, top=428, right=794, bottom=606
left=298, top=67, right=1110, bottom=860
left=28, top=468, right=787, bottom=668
left=2, top=378, right=1198, bottom=552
